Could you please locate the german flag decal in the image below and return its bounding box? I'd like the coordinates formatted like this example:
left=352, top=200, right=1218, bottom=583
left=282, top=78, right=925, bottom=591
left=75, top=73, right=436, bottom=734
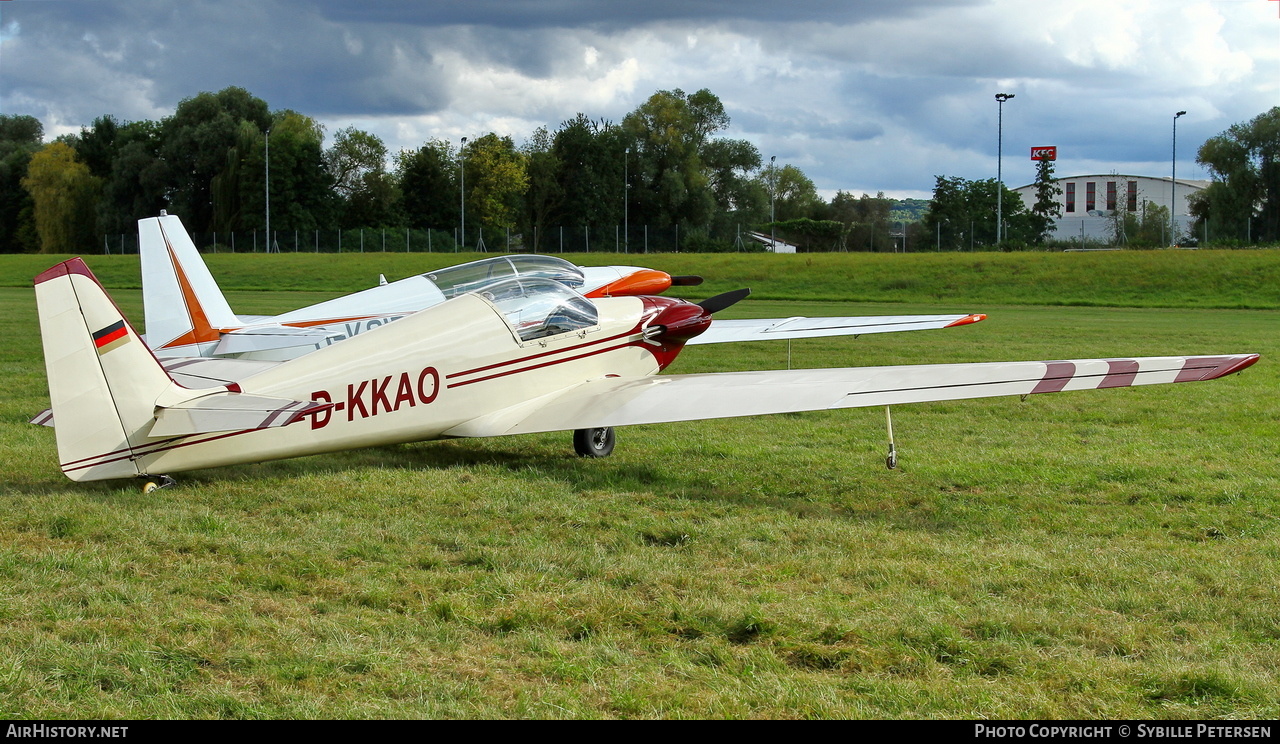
left=92, top=320, right=130, bottom=355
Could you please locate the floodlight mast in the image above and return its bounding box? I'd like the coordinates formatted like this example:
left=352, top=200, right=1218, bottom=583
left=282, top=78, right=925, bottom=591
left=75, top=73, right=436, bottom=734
left=995, top=93, right=1015, bottom=246
left=769, top=155, right=777, bottom=251
left=1172, top=111, right=1186, bottom=245
left=265, top=129, right=270, bottom=253
left=460, top=136, right=467, bottom=250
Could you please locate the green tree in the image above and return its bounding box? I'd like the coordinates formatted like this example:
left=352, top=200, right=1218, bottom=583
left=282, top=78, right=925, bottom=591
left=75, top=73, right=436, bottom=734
left=233, top=110, right=333, bottom=234
left=1110, top=199, right=1170, bottom=247
left=77, top=117, right=166, bottom=235
left=623, top=88, right=728, bottom=231
left=1192, top=107, right=1280, bottom=242
left=702, top=137, right=762, bottom=213
left=74, top=115, right=120, bottom=181
left=22, top=141, right=101, bottom=253
left=159, top=87, right=273, bottom=232
left=759, top=162, right=822, bottom=222
left=326, top=126, right=398, bottom=228
left=0, top=114, right=44, bottom=253
left=923, top=176, right=969, bottom=249
left=397, top=139, right=459, bottom=230
left=552, top=115, right=625, bottom=233
left=924, top=175, right=1034, bottom=250
left=1029, top=157, right=1063, bottom=244
left=829, top=190, right=894, bottom=251
left=520, top=126, right=562, bottom=251
left=462, top=133, right=528, bottom=245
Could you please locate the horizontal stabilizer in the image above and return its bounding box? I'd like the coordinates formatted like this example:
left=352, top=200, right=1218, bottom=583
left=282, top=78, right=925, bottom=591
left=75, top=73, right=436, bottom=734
left=443, top=353, right=1258, bottom=438
left=213, top=326, right=344, bottom=356
left=162, top=357, right=283, bottom=386
left=687, top=313, right=985, bottom=345
left=150, top=392, right=332, bottom=438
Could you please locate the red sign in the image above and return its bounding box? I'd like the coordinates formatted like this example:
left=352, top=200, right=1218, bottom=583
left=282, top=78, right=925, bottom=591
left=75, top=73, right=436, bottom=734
left=1031, top=146, right=1057, bottom=161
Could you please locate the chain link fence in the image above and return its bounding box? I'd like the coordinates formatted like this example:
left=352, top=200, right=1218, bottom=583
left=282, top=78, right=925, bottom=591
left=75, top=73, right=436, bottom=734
left=99, top=225, right=772, bottom=255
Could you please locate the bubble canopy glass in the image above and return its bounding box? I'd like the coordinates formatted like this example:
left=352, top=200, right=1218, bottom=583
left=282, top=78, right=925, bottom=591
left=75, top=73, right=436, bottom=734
left=422, top=255, right=584, bottom=299
left=474, top=277, right=600, bottom=341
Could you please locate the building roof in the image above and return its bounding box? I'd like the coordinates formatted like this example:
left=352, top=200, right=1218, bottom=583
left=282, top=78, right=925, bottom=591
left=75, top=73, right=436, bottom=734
left=1012, top=174, right=1210, bottom=192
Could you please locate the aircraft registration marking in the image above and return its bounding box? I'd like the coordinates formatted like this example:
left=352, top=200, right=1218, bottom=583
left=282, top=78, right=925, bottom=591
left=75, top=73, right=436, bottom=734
left=310, top=367, right=440, bottom=429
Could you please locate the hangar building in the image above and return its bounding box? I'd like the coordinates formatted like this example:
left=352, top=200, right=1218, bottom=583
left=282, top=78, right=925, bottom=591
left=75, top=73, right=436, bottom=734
left=1011, top=175, right=1209, bottom=242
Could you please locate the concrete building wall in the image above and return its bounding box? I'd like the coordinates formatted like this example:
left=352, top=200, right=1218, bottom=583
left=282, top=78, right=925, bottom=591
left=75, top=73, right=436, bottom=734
left=1012, top=174, right=1208, bottom=242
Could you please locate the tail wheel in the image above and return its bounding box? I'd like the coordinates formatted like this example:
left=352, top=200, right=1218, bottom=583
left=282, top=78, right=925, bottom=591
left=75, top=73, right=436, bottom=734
left=141, top=475, right=177, bottom=494
left=573, top=427, right=615, bottom=458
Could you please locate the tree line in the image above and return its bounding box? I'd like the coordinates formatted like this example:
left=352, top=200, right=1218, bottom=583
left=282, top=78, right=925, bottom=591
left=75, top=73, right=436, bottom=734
left=1188, top=107, right=1280, bottom=245
left=3, top=86, right=915, bottom=254
left=921, top=154, right=1062, bottom=252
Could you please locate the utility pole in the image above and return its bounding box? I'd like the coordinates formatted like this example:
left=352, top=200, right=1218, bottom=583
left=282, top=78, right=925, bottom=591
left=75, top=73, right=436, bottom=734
left=459, top=136, right=467, bottom=250
left=265, top=129, right=271, bottom=252
left=624, top=146, right=630, bottom=253
left=769, top=155, right=777, bottom=251
left=1171, top=110, right=1186, bottom=245
left=995, top=93, right=1015, bottom=245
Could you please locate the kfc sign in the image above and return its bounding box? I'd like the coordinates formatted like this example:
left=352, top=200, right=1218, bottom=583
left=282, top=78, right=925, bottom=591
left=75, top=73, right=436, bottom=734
left=1031, top=146, right=1057, bottom=161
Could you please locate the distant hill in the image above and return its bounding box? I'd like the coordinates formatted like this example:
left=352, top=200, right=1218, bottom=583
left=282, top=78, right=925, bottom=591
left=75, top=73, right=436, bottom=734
left=890, top=198, right=930, bottom=223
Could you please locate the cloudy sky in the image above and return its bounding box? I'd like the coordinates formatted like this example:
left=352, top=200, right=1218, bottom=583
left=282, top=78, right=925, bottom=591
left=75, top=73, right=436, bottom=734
left=2, top=0, right=1277, bottom=198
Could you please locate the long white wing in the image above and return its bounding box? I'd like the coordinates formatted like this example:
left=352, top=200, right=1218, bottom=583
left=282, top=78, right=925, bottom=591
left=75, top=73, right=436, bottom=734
left=686, top=313, right=985, bottom=345
left=442, top=354, right=1258, bottom=437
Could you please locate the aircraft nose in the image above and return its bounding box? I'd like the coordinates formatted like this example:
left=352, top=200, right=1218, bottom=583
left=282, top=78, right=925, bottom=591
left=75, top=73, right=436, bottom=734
left=585, top=269, right=673, bottom=298
left=648, top=299, right=713, bottom=343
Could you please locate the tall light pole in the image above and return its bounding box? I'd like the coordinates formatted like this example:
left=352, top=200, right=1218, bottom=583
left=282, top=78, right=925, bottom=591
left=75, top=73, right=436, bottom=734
left=264, top=128, right=271, bottom=252
left=995, top=93, right=1015, bottom=246
left=1171, top=110, right=1186, bottom=245
left=459, top=136, right=467, bottom=250
left=769, top=155, right=777, bottom=250
left=624, top=146, right=629, bottom=253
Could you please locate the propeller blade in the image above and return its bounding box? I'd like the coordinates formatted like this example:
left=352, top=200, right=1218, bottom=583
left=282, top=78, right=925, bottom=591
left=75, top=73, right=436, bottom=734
left=670, top=275, right=704, bottom=286
left=696, top=288, right=751, bottom=314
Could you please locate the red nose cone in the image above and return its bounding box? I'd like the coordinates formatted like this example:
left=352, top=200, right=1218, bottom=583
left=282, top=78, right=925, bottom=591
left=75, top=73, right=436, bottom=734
left=649, top=299, right=712, bottom=342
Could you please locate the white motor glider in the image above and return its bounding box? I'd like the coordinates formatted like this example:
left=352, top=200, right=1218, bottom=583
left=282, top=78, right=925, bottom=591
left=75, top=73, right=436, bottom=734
left=140, top=214, right=700, bottom=361
left=138, top=213, right=986, bottom=362
left=33, top=257, right=1257, bottom=489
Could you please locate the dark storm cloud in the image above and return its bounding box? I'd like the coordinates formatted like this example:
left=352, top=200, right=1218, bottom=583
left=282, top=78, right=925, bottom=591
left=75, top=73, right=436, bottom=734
left=1, top=0, right=1267, bottom=195
left=1, top=0, right=456, bottom=123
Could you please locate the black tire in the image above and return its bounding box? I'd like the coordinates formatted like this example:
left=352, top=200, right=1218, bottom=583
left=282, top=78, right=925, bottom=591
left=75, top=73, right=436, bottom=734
left=573, top=427, right=615, bottom=458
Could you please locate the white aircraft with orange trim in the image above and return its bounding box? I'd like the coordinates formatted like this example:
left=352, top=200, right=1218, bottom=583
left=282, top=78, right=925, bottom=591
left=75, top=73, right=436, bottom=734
left=140, top=213, right=704, bottom=361
left=33, top=256, right=1257, bottom=491
left=138, top=213, right=987, bottom=363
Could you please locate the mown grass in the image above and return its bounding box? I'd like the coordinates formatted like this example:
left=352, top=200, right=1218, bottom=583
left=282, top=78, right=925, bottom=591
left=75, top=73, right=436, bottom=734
left=6, top=248, right=1280, bottom=308
left=0, top=253, right=1277, bottom=719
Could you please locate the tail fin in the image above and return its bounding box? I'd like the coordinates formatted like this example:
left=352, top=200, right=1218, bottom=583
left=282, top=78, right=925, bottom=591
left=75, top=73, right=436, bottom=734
left=139, top=213, right=239, bottom=353
left=35, top=259, right=177, bottom=481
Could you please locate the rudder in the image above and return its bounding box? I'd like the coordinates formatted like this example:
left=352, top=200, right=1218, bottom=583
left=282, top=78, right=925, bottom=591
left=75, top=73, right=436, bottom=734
left=35, top=259, right=178, bottom=481
left=139, top=213, right=239, bottom=354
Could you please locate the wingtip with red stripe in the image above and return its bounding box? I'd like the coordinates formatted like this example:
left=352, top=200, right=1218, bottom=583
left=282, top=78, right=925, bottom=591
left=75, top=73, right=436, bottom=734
left=944, top=313, right=987, bottom=328
left=1189, top=353, right=1260, bottom=381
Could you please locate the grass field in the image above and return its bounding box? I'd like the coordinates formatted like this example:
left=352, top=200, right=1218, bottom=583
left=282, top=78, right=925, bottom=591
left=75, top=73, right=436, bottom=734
left=1, top=251, right=1277, bottom=719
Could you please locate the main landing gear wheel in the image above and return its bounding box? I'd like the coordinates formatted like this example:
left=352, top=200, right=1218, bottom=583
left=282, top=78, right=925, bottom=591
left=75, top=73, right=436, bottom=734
left=141, top=475, right=177, bottom=494
left=573, top=427, right=616, bottom=458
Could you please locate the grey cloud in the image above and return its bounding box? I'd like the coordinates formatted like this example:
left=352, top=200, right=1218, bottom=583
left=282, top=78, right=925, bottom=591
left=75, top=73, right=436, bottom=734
left=0, top=0, right=1261, bottom=195
left=305, top=0, right=981, bottom=30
